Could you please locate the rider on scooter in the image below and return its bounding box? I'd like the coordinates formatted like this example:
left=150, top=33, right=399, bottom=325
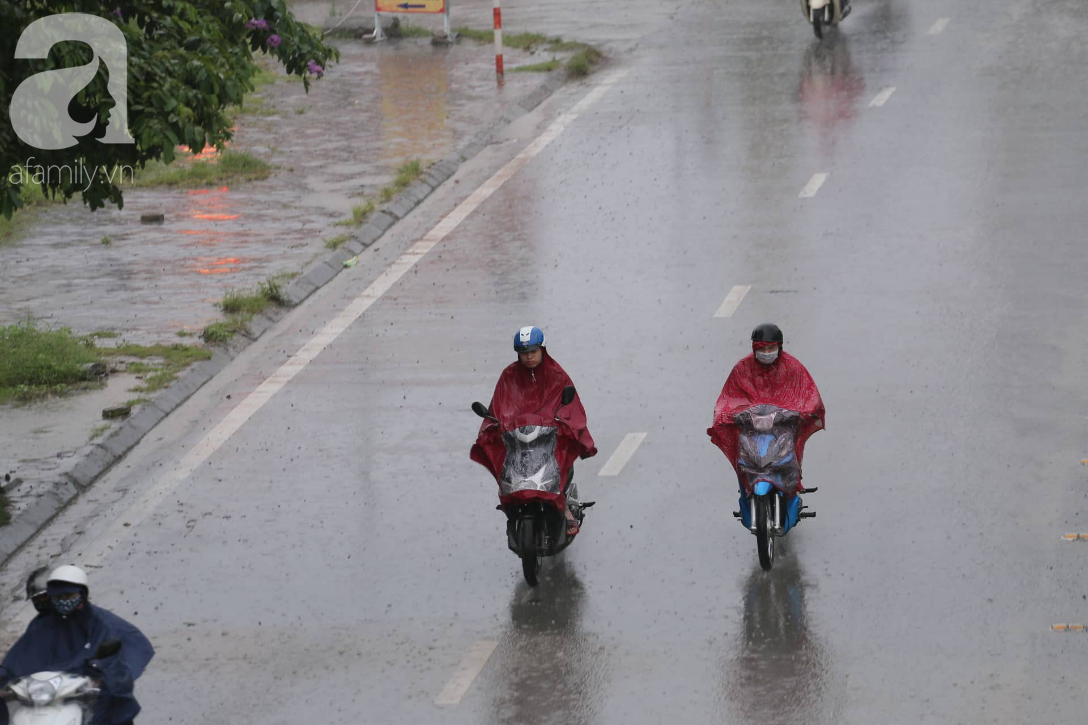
left=0, top=565, right=155, bottom=725
left=708, top=323, right=826, bottom=523
left=26, top=567, right=51, bottom=616
left=471, top=326, right=596, bottom=537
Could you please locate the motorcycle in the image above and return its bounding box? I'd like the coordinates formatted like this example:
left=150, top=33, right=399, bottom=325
left=731, top=405, right=816, bottom=570
left=2, top=639, right=121, bottom=725
left=472, top=385, right=594, bottom=586
left=801, top=0, right=850, bottom=39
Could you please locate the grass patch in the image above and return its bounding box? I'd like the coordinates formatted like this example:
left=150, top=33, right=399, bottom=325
left=103, top=343, right=212, bottom=395
left=125, top=397, right=150, bottom=408
left=102, top=343, right=212, bottom=368
left=87, top=330, right=120, bottom=340
left=453, top=26, right=493, bottom=42
left=566, top=46, right=603, bottom=77
left=325, top=234, right=351, bottom=250
left=380, top=159, right=424, bottom=203
left=0, top=492, right=9, bottom=527
left=200, top=317, right=244, bottom=343
left=128, top=368, right=178, bottom=394
left=295, top=107, right=308, bottom=115
left=335, top=199, right=376, bottom=227
left=176, top=330, right=196, bottom=338
left=220, top=289, right=271, bottom=317
left=100, top=236, right=111, bottom=246
left=396, top=24, right=434, bottom=38
left=453, top=29, right=602, bottom=75
left=512, top=58, right=561, bottom=73
left=0, top=323, right=213, bottom=402
left=0, top=173, right=63, bottom=247
left=201, top=277, right=290, bottom=343
left=89, top=423, right=111, bottom=441
left=0, top=321, right=103, bottom=403
left=132, top=151, right=271, bottom=188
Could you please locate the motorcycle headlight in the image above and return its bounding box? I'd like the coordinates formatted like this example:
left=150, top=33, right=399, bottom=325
left=27, top=679, right=57, bottom=706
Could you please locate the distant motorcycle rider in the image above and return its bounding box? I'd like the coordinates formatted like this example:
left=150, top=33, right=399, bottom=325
left=25, top=566, right=51, bottom=616
left=471, top=326, right=596, bottom=537
left=0, top=565, right=155, bottom=725
left=708, top=323, right=825, bottom=518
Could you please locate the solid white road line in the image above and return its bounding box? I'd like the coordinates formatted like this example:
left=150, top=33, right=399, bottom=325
left=927, top=18, right=950, bottom=35
left=714, top=285, right=751, bottom=318
left=799, top=173, right=829, bottom=198
left=62, top=70, right=630, bottom=573
left=869, top=86, right=897, bottom=108
left=598, top=433, right=648, bottom=477
left=435, top=640, right=499, bottom=705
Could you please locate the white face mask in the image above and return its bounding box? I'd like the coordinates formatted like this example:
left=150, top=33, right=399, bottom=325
left=755, top=350, right=779, bottom=365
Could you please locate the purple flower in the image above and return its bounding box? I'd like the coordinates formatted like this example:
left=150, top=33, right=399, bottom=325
left=245, top=18, right=269, bottom=31
left=267, top=34, right=281, bottom=48
left=111, top=8, right=123, bottom=19
left=307, top=60, right=325, bottom=78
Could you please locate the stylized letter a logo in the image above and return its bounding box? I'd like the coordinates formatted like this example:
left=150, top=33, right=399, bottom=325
left=10, top=13, right=135, bottom=150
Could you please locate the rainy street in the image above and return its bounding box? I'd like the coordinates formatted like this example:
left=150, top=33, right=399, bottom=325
left=4, top=0, right=1088, bottom=723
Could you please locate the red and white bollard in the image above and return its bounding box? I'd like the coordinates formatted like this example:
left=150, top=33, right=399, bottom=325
left=493, top=0, right=504, bottom=76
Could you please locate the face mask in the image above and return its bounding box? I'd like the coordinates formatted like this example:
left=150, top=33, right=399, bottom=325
left=51, top=596, right=82, bottom=616
left=755, top=350, right=779, bottom=365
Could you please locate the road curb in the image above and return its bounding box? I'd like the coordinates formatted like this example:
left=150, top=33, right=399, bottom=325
left=0, top=68, right=574, bottom=570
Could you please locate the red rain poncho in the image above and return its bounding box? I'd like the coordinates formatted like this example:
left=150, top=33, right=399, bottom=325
left=707, top=350, right=825, bottom=483
left=471, top=350, right=596, bottom=501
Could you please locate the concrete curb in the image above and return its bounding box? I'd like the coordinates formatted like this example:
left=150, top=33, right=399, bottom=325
left=0, top=68, right=573, bottom=569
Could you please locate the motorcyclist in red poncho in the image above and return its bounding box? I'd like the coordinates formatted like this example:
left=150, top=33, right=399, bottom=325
left=471, top=326, right=597, bottom=537
left=708, top=323, right=825, bottom=524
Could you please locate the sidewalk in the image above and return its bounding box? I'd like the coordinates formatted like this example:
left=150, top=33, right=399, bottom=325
left=0, top=27, right=566, bottom=559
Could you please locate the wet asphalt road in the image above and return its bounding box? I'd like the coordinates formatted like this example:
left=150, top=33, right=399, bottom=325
left=5, top=0, right=1088, bottom=722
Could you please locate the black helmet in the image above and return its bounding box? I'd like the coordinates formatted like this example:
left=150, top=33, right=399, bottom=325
left=751, top=323, right=783, bottom=345
left=26, top=566, right=49, bottom=600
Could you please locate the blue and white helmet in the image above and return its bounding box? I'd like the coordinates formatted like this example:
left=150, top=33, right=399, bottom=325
left=513, top=326, right=546, bottom=352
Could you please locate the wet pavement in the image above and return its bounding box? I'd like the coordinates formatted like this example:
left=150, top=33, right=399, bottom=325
left=4, top=0, right=1088, bottom=723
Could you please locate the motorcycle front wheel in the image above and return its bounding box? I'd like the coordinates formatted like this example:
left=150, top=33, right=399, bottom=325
left=812, top=13, right=823, bottom=39
left=519, top=517, right=542, bottom=586
left=755, top=496, right=775, bottom=570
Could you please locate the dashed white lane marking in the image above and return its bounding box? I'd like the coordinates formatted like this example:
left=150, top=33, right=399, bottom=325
left=869, top=86, right=897, bottom=107
left=799, top=173, right=829, bottom=198
left=63, top=70, right=631, bottom=574
left=598, top=433, right=648, bottom=477
left=714, top=285, right=751, bottom=318
left=928, top=18, right=950, bottom=35
left=435, top=640, right=499, bottom=705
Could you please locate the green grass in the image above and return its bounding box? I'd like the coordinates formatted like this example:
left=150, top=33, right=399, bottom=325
left=335, top=199, right=376, bottom=227
left=89, top=423, right=111, bottom=441
left=220, top=289, right=271, bottom=317
left=176, top=330, right=196, bottom=338
left=87, top=330, right=120, bottom=340
left=0, top=324, right=213, bottom=403
left=105, top=343, right=212, bottom=395
left=453, top=28, right=602, bottom=74
left=101, top=343, right=212, bottom=368
left=0, top=321, right=103, bottom=403
left=100, top=236, right=111, bottom=246
left=453, top=27, right=493, bottom=42
left=124, top=397, right=150, bottom=408
left=132, top=151, right=272, bottom=188
left=201, top=321, right=238, bottom=343
left=397, top=24, right=434, bottom=38
left=566, top=46, right=603, bottom=76
left=201, top=277, right=290, bottom=343
left=295, top=107, right=308, bottom=115
left=325, top=234, right=351, bottom=250
left=512, top=58, right=561, bottom=73
left=380, top=159, right=424, bottom=203
left=0, top=174, right=61, bottom=247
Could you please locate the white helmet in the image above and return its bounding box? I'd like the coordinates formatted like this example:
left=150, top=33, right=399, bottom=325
left=48, top=565, right=89, bottom=591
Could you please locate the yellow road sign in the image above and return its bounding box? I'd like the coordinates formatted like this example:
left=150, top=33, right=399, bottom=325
left=376, top=0, right=445, bottom=13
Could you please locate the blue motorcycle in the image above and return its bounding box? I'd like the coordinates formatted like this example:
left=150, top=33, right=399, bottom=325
left=732, top=405, right=816, bottom=570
